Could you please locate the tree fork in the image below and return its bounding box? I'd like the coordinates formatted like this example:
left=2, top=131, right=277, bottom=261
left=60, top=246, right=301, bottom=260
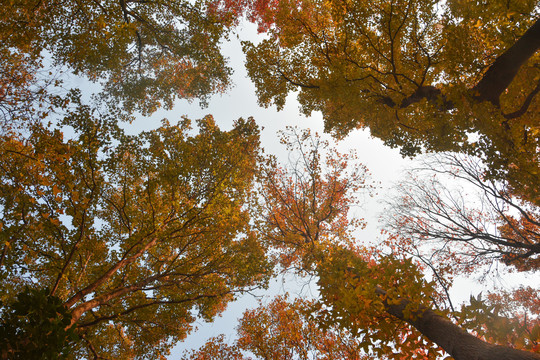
left=376, top=19, right=540, bottom=112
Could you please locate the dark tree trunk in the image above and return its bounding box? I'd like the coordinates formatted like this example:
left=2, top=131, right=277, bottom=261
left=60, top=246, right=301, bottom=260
left=378, top=289, right=540, bottom=360
left=472, top=18, right=540, bottom=106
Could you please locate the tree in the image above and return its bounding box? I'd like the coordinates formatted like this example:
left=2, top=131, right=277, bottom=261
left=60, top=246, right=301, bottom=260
left=182, top=296, right=372, bottom=359
left=250, top=130, right=539, bottom=360
left=254, top=127, right=372, bottom=271
left=242, top=0, right=540, bottom=204
left=0, top=107, right=272, bottom=358
left=382, top=152, right=540, bottom=275
left=0, top=0, right=241, bottom=114
left=381, top=152, right=540, bottom=355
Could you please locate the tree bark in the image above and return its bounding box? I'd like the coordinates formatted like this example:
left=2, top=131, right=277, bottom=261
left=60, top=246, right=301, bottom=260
left=472, top=18, right=540, bottom=106
left=377, top=287, right=540, bottom=360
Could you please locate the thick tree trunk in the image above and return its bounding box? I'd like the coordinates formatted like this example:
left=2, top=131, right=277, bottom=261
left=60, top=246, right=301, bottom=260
left=472, top=18, right=540, bottom=106
left=378, top=288, right=540, bottom=360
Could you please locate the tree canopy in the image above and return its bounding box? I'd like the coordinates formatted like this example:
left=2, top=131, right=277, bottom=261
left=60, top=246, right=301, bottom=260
left=0, top=0, right=241, bottom=115
left=0, top=0, right=539, bottom=359
left=242, top=0, right=540, bottom=203
left=0, top=108, right=272, bottom=358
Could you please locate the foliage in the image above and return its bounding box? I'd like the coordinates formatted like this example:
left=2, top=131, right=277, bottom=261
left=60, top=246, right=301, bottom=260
left=254, top=127, right=373, bottom=271
left=183, top=295, right=372, bottom=359
left=181, top=335, right=246, bottom=360
left=0, top=0, right=239, bottom=114
left=0, top=287, right=78, bottom=360
left=380, top=153, right=540, bottom=355
left=242, top=0, right=540, bottom=203
left=378, top=152, right=540, bottom=354
left=458, top=289, right=540, bottom=353
left=0, top=46, right=71, bottom=133
left=0, top=105, right=272, bottom=358
left=250, top=132, right=539, bottom=360
left=1, top=0, right=539, bottom=358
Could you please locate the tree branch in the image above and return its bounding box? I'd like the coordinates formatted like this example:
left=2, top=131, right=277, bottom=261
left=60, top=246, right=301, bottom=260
left=504, top=78, right=540, bottom=119
left=64, top=233, right=159, bottom=309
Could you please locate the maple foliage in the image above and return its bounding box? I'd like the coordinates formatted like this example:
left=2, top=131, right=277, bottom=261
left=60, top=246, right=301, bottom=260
left=242, top=0, right=540, bottom=204
left=254, top=127, right=372, bottom=270
left=457, top=288, right=540, bottom=354
left=0, top=0, right=239, bottom=115
left=0, top=106, right=272, bottom=358
left=0, top=49, right=38, bottom=125
left=0, top=47, right=69, bottom=132
left=0, top=287, right=78, bottom=359
left=181, top=335, right=246, bottom=360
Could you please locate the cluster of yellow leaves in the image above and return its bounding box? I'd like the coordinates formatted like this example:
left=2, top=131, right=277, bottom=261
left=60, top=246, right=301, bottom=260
left=0, top=0, right=238, bottom=115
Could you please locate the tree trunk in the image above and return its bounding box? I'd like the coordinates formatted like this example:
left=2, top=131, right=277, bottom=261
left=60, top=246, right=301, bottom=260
left=472, top=18, right=540, bottom=106
left=378, top=288, right=540, bottom=360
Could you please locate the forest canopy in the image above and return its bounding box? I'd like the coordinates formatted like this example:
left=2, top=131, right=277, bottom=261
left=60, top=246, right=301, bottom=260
left=0, top=0, right=539, bottom=359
